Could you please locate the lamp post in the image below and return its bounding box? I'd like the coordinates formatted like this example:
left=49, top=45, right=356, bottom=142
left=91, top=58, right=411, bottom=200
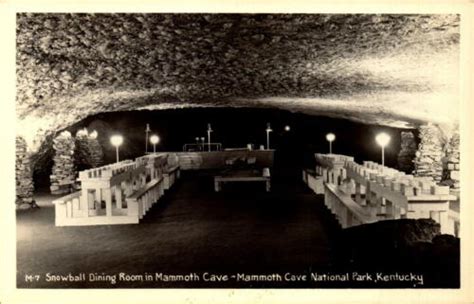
left=207, top=123, right=213, bottom=152
left=110, top=135, right=123, bottom=163
left=375, top=132, right=391, bottom=166
left=150, top=135, right=160, bottom=153
left=145, top=124, right=151, bottom=154
left=266, top=123, right=272, bottom=150
left=326, top=133, right=336, bottom=154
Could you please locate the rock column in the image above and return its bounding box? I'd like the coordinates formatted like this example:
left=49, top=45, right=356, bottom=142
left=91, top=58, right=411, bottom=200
left=397, top=131, right=417, bottom=173
left=50, top=131, right=76, bottom=194
left=74, top=129, right=91, bottom=171
left=16, top=136, right=34, bottom=206
left=413, top=124, right=444, bottom=182
left=88, top=131, right=103, bottom=168
left=442, top=130, right=460, bottom=190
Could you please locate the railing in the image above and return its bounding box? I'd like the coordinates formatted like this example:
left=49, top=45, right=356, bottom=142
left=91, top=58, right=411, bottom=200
left=324, top=183, right=372, bottom=228
left=53, top=153, right=180, bottom=226
left=182, top=143, right=222, bottom=152
left=78, top=160, right=135, bottom=180
left=163, top=165, right=180, bottom=190
left=52, top=191, right=82, bottom=225
left=302, top=169, right=324, bottom=194
left=127, top=177, right=165, bottom=219
left=176, top=150, right=275, bottom=171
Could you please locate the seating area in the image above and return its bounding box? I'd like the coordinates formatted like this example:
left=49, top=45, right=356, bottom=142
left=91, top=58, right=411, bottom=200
left=52, top=153, right=181, bottom=226
left=303, top=153, right=460, bottom=236
left=52, top=150, right=274, bottom=226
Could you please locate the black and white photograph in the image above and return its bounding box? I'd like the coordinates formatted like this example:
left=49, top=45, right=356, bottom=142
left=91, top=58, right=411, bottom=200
left=2, top=1, right=473, bottom=303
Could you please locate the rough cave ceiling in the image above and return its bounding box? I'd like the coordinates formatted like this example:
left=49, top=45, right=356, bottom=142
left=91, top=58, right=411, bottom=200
left=16, top=13, right=460, bottom=151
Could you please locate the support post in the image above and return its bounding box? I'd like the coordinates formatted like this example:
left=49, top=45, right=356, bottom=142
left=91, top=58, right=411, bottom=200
left=95, top=188, right=102, bottom=210
left=103, top=188, right=113, bottom=217
left=115, top=186, right=123, bottom=209
left=355, top=182, right=362, bottom=204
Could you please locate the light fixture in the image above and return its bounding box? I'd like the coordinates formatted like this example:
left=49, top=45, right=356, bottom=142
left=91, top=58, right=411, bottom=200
left=326, top=133, right=336, bottom=154
left=89, top=130, right=98, bottom=139
left=284, top=125, right=291, bottom=132
left=266, top=123, right=273, bottom=150
left=110, top=135, right=123, bottom=163
left=375, top=132, right=391, bottom=166
left=150, top=134, right=160, bottom=153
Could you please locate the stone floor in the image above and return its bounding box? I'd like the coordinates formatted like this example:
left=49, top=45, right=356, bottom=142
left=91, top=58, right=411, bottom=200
left=16, top=170, right=342, bottom=288
left=16, top=169, right=460, bottom=288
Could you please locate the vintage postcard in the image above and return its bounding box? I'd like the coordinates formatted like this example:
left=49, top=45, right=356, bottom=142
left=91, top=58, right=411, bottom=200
left=1, top=0, right=473, bottom=303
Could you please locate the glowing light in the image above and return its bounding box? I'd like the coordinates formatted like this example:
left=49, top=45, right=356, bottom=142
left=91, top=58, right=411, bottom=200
left=326, top=133, right=336, bottom=142
left=89, top=130, right=98, bottom=139
left=375, top=132, right=391, bottom=147
left=150, top=134, right=160, bottom=153
left=110, top=135, right=123, bottom=147
left=284, top=125, right=291, bottom=132
left=150, top=135, right=160, bottom=145
left=76, top=128, right=88, bottom=137
left=110, top=135, right=123, bottom=163
left=375, top=132, right=391, bottom=166
left=326, top=133, right=336, bottom=154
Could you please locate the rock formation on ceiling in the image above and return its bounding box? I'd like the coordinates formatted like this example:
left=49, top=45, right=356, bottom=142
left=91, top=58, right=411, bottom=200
left=16, top=13, right=460, bottom=152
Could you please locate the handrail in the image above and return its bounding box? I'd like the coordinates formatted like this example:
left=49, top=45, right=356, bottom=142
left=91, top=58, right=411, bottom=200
left=325, top=183, right=371, bottom=224
left=78, top=160, right=137, bottom=180
left=128, top=177, right=162, bottom=200
left=52, top=191, right=81, bottom=205
left=182, top=143, right=222, bottom=152
left=310, top=153, right=459, bottom=235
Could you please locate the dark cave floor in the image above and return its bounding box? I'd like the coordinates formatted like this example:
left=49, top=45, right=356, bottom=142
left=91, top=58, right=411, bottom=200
left=16, top=169, right=459, bottom=288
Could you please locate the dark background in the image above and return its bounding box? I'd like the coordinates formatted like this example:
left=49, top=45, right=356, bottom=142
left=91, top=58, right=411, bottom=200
left=75, top=107, right=414, bottom=165
left=35, top=107, right=417, bottom=187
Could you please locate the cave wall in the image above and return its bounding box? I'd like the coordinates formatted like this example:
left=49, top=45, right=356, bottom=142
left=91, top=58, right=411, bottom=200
left=50, top=131, right=76, bottom=194
left=413, top=124, right=444, bottom=182
left=15, top=137, right=34, bottom=205
left=397, top=131, right=417, bottom=173
left=441, top=129, right=460, bottom=190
